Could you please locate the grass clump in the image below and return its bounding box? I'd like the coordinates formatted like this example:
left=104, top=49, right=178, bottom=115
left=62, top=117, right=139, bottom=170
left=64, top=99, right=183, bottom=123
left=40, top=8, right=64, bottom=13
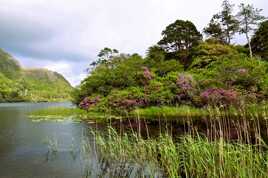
left=90, top=127, right=268, bottom=178
left=132, top=105, right=208, bottom=119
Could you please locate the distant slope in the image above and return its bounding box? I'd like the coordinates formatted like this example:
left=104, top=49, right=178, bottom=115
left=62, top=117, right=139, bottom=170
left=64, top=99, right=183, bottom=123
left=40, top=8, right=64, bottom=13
left=0, top=48, right=73, bottom=102
left=0, top=48, right=21, bottom=79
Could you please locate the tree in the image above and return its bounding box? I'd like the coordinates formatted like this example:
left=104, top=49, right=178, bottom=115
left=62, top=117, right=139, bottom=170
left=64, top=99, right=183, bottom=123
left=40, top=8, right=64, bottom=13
left=251, top=20, right=268, bottom=60
left=237, top=3, right=266, bottom=58
left=158, top=20, right=202, bottom=53
left=219, top=0, right=239, bottom=44
left=90, top=47, right=119, bottom=67
left=205, top=0, right=238, bottom=44
left=203, top=15, right=225, bottom=43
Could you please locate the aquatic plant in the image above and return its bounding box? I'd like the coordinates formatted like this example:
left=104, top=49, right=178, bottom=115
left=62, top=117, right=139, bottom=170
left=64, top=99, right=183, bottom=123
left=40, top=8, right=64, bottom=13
left=89, top=127, right=268, bottom=178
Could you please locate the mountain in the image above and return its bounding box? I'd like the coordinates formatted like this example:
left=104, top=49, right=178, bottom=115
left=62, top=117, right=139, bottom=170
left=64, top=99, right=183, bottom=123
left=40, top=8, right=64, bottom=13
left=0, top=48, right=73, bottom=102
left=0, top=48, right=21, bottom=79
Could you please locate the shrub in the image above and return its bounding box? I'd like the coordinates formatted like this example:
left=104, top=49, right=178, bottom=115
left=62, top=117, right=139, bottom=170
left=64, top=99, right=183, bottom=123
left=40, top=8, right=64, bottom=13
left=146, top=80, right=175, bottom=105
left=190, top=42, right=239, bottom=69
left=209, top=57, right=267, bottom=96
left=105, top=87, right=146, bottom=114
left=79, top=96, right=100, bottom=110
left=200, top=88, right=238, bottom=106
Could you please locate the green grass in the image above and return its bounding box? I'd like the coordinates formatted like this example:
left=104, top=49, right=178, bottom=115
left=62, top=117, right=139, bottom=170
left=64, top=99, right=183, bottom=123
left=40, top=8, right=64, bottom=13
left=131, top=103, right=268, bottom=120
left=132, top=105, right=209, bottom=119
left=89, top=127, right=268, bottom=178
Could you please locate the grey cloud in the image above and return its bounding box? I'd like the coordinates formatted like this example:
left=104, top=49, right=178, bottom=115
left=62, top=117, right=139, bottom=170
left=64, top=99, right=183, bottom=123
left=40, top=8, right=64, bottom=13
left=0, top=0, right=267, bottom=85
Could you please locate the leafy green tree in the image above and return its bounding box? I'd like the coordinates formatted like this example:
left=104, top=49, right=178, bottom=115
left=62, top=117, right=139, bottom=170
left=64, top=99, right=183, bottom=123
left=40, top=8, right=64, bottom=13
left=251, top=20, right=268, bottom=60
left=90, top=47, right=119, bottom=67
left=158, top=20, right=202, bottom=52
left=237, top=4, right=266, bottom=58
left=158, top=20, right=202, bottom=67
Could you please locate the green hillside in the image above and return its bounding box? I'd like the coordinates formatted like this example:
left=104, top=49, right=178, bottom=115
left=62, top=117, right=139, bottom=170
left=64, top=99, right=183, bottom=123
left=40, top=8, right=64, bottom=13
left=0, top=49, right=72, bottom=102
left=0, top=48, right=21, bottom=79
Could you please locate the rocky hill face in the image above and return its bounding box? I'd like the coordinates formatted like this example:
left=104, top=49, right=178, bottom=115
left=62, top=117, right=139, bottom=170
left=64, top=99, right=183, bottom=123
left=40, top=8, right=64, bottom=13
left=0, top=48, right=72, bottom=102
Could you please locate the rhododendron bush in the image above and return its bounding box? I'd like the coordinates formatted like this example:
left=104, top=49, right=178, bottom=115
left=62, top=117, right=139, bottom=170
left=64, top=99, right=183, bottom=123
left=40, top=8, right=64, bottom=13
left=201, top=88, right=238, bottom=106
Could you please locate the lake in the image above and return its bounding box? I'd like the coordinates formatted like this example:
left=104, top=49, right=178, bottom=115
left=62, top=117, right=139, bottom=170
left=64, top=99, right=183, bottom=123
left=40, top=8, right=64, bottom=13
left=0, top=102, right=96, bottom=178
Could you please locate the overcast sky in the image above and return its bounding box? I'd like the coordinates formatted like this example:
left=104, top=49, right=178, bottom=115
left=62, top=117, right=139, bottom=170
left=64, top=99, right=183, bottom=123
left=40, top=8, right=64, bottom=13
left=0, top=0, right=267, bottom=86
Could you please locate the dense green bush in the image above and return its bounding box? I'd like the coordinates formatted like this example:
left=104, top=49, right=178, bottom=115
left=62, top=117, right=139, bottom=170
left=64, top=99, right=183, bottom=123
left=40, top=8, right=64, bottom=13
left=103, top=87, right=146, bottom=114
left=146, top=80, right=175, bottom=105
left=80, top=54, right=145, bottom=98
left=76, top=40, right=268, bottom=113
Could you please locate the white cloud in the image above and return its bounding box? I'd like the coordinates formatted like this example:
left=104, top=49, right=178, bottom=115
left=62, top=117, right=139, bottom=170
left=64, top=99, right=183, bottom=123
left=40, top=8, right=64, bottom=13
left=1, top=0, right=267, bottom=86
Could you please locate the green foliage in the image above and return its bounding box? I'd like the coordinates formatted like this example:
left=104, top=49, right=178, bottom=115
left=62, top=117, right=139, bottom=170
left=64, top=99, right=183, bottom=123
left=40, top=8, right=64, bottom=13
left=251, top=20, right=268, bottom=60
left=237, top=3, right=266, bottom=58
left=216, top=57, right=267, bottom=90
left=203, top=16, right=225, bottom=43
left=146, top=79, right=174, bottom=105
left=158, top=20, right=202, bottom=57
left=91, top=47, right=119, bottom=66
left=103, top=87, right=145, bottom=114
left=205, top=0, right=239, bottom=44
left=81, top=54, right=145, bottom=98
left=145, top=45, right=184, bottom=76
left=191, top=53, right=267, bottom=93
left=190, top=42, right=239, bottom=72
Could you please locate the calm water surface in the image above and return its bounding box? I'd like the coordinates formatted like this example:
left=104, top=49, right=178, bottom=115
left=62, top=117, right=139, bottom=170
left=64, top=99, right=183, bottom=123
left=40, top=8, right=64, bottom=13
left=0, top=102, right=93, bottom=178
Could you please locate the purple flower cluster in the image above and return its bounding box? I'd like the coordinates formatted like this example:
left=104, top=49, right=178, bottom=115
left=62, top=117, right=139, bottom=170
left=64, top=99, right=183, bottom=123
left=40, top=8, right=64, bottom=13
left=142, top=67, right=153, bottom=81
left=79, top=96, right=100, bottom=110
left=176, top=74, right=194, bottom=91
left=200, top=88, right=238, bottom=106
left=110, top=98, right=147, bottom=111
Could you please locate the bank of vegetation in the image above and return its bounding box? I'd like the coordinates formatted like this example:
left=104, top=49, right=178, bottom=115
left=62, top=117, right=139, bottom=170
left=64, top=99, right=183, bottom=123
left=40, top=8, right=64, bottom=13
left=72, top=1, right=268, bottom=121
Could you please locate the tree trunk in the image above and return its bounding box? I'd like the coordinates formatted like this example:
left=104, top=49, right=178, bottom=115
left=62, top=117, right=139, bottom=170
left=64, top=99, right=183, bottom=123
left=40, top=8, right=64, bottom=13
left=246, top=33, right=253, bottom=58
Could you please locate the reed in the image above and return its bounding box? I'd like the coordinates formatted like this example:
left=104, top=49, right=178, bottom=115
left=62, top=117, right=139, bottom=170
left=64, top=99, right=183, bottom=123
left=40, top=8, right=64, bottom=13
left=88, top=127, right=268, bottom=178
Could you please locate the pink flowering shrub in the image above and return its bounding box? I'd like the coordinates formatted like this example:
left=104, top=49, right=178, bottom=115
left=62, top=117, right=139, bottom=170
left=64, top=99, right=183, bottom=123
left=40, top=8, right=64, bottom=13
left=176, top=74, right=195, bottom=91
left=174, top=74, right=198, bottom=105
left=136, top=66, right=154, bottom=86
left=106, top=87, right=147, bottom=113
left=79, top=96, right=100, bottom=110
left=143, top=67, right=153, bottom=81
left=200, top=88, right=238, bottom=106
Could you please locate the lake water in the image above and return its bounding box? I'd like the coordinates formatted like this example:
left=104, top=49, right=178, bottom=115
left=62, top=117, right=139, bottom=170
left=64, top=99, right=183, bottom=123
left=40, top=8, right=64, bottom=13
left=0, top=102, right=94, bottom=178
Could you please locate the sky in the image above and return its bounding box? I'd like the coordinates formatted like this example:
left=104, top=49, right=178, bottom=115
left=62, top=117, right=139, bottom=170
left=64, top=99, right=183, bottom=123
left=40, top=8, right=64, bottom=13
left=0, top=0, right=267, bottom=86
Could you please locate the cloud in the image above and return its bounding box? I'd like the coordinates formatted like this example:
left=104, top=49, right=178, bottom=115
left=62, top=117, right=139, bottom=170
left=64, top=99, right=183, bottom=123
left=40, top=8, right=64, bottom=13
left=0, top=0, right=267, bottom=85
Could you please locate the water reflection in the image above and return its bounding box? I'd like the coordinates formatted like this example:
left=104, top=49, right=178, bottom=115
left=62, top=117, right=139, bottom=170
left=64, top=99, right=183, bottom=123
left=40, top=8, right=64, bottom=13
left=0, top=102, right=87, bottom=178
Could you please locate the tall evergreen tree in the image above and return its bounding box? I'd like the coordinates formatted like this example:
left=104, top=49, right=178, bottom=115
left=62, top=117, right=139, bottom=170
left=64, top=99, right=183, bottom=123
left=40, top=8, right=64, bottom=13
left=237, top=3, right=266, bottom=58
left=204, top=0, right=238, bottom=44
left=219, top=0, right=239, bottom=44
left=203, top=15, right=225, bottom=43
